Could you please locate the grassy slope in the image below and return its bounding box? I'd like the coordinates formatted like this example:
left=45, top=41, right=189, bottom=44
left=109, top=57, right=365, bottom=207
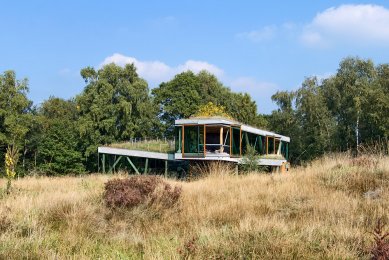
left=0, top=154, right=388, bottom=259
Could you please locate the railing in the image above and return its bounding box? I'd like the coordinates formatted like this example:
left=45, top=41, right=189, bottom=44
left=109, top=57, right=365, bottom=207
left=200, top=144, right=230, bottom=154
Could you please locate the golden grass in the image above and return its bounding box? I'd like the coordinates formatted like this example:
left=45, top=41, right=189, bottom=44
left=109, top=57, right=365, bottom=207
left=0, top=154, right=388, bottom=259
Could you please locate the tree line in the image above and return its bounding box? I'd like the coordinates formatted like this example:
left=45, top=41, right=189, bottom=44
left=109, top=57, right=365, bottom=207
left=0, top=57, right=388, bottom=175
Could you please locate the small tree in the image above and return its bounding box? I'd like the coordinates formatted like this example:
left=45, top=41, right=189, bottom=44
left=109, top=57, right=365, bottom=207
left=5, top=145, right=19, bottom=194
left=240, top=145, right=263, bottom=173
left=192, top=102, right=233, bottom=119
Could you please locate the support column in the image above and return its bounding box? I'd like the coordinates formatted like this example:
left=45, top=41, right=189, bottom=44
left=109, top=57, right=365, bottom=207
left=102, top=154, right=106, bottom=173
left=126, top=157, right=140, bottom=175
left=164, top=160, right=168, bottom=178
left=144, top=158, right=149, bottom=174
left=108, top=156, right=122, bottom=173
left=220, top=127, right=224, bottom=152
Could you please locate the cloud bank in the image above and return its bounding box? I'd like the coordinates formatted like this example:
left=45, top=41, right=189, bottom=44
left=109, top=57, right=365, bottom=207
left=301, top=4, right=389, bottom=47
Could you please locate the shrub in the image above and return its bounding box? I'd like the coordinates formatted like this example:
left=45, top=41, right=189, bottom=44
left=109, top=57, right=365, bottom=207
left=103, top=176, right=181, bottom=209
left=370, top=218, right=389, bottom=260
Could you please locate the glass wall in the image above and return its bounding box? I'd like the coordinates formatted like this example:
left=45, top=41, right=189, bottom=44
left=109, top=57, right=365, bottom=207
left=231, top=127, right=241, bottom=156
left=267, top=136, right=275, bottom=154
left=280, top=141, right=289, bottom=159
left=183, top=125, right=204, bottom=157
left=241, top=131, right=266, bottom=156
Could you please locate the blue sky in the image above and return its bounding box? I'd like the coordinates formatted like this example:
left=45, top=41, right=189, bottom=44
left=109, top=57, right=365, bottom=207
left=2, top=1, right=389, bottom=114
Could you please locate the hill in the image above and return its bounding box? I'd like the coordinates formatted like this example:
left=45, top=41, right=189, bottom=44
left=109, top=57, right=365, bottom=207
left=0, top=154, right=388, bottom=259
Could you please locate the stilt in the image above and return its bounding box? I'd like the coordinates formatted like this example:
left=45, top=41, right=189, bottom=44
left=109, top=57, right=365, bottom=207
left=102, top=154, right=106, bottom=173
left=126, top=157, right=140, bottom=175
left=108, top=156, right=122, bottom=173
left=164, top=160, right=168, bottom=178
left=144, top=158, right=149, bottom=174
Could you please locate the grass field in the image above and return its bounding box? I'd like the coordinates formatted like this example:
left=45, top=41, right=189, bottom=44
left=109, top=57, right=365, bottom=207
left=0, top=154, right=388, bottom=259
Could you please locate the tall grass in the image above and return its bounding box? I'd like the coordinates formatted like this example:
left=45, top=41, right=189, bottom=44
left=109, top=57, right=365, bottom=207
left=0, top=154, right=388, bottom=259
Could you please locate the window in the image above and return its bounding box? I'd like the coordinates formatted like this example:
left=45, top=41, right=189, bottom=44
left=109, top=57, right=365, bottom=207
left=183, top=125, right=204, bottom=157
left=231, top=127, right=241, bottom=156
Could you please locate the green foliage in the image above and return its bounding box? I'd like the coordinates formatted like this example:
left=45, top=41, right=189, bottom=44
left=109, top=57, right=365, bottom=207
left=37, top=97, right=85, bottom=175
left=4, top=145, right=19, bottom=193
left=240, top=145, right=263, bottom=173
left=192, top=102, right=232, bottom=119
left=152, top=70, right=266, bottom=136
left=0, top=70, right=32, bottom=175
left=269, top=57, right=389, bottom=164
left=0, top=71, right=32, bottom=146
left=76, top=63, right=159, bottom=167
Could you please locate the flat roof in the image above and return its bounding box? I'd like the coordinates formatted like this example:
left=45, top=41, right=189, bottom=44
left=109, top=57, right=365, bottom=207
left=98, top=147, right=175, bottom=160
left=175, top=118, right=290, bottom=142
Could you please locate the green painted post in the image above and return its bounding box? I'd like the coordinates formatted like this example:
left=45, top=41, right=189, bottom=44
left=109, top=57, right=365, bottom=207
left=102, top=154, right=106, bottom=173
left=126, top=157, right=140, bottom=175
left=164, top=160, right=168, bottom=178
left=178, top=127, right=182, bottom=153
left=108, top=156, right=122, bottom=173
left=144, top=158, right=149, bottom=174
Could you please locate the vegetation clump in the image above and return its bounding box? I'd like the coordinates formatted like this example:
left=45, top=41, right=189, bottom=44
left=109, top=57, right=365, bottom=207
left=191, top=102, right=233, bottom=120
left=103, top=176, right=181, bottom=209
left=370, top=218, right=389, bottom=260
left=4, top=145, right=19, bottom=194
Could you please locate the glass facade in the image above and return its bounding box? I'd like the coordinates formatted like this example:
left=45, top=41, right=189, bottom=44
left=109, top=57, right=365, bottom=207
left=267, top=136, right=275, bottom=154
left=241, top=131, right=267, bottom=155
left=183, top=125, right=204, bottom=157
left=174, top=123, right=289, bottom=160
left=231, top=127, right=241, bottom=156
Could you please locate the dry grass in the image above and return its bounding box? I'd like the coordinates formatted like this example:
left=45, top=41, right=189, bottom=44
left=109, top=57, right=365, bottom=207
left=0, top=154, right=388, bottom=259
left=109, top=139, right=175, bottom=153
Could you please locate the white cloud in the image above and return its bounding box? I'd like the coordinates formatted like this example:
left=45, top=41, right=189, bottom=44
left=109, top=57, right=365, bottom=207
left=100, top=53, right=224, bottom=83
left=301, top=4, right=389, bottom=47
left=237, top=25, right=277, bottom=42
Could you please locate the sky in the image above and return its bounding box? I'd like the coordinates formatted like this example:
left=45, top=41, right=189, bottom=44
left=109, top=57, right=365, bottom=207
left=2, top=1, right=389, bottom=114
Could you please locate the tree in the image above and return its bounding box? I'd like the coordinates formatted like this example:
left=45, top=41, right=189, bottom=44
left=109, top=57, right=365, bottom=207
left=152, top=70, right=266, bottom=136
left=76, top=63, right=158, bottom=169
left=295, top=77, right=335, bottom=160
left=269, top=91, right=301, bottom=163
left=0, top=70, right=32, bottom=174
left=322, top=57, right=377, bottom=151
left=36, top=97, right=84, bottom=174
